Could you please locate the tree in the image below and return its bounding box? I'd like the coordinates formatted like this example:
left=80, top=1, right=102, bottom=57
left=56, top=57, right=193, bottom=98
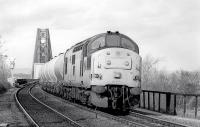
left=177, top=70, right=200, bottom=94
left=141, top=55, right=161, bottom=90
left=0, top=35, right=11, bottom=93
left=142, top=55, right=200, bottom=93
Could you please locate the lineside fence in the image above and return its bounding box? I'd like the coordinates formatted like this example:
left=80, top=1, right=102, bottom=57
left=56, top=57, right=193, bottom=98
left=139, top=90, right=200, bottom=119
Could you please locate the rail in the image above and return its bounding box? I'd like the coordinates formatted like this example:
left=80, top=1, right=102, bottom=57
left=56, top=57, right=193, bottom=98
left=43, top=86, right=191, bottom=127
left=15, top=82, right=39, bottom=127
left=15, top=82, right=82, bottom=127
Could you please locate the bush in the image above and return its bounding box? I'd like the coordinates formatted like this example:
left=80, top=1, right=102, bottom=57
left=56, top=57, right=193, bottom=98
left=141, top=55, right=200, bottom=112
left=141, top=55, right=200, bottom=94
left=0, top=81, right=11, bottom=94
left=0, top=83, right=7, bottom=94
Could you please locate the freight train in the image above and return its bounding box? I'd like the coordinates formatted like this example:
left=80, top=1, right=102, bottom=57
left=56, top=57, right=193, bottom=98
left=39, top=31, right=142, bottom=112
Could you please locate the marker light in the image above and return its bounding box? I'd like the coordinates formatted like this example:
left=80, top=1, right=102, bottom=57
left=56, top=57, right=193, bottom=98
left=124, top=61, right=129, bottom=66
left=114, top=72, right=121, bottom=79
left=106, top=60, right=111, bottom=65
left=133, top=75, right=141, bottom=81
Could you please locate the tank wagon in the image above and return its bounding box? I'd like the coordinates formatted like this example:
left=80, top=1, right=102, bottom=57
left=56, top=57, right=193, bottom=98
left=40, top=31, right=142, bottom=112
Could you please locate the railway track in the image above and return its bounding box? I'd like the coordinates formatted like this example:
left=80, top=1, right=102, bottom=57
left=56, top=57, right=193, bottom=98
left=38, top=85, right=192, bottom=127
left=62, top=101, right=190, bottom=127
left=16, top=83, right=192, bottom=127
left=32, top=84, right=147, bottom=127
left=15, top=83, right=83, bottom=127
left=129, top=110, right=190, bottom=127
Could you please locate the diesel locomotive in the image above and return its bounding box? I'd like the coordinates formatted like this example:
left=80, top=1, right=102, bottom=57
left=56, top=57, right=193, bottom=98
left=39, top=31, right=142, bottom=112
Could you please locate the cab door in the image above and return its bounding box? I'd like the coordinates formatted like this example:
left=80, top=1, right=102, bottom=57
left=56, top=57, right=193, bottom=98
left=71, top=54, right=76, bottom=81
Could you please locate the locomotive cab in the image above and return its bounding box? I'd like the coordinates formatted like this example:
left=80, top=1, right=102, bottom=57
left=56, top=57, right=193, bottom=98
left=86, top=32, right=142, bottom=111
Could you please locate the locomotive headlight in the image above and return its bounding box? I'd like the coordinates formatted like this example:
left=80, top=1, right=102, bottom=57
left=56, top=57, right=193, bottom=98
left=106, top=60, right=111, bottom=65
left=133, top=75, right=141, bottom=81
left=124, top=61, right=129, bottom=66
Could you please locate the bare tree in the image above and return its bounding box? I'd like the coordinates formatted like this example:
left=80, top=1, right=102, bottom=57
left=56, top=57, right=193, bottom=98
left=141, top=55, right=161, bottom=90
left=177, top=70, right=200, bottom=94
left=141, top=55, right=200, bottom=111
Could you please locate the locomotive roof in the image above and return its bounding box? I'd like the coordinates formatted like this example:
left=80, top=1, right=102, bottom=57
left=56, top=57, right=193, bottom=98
left=71, top=31, right=138, bottom=49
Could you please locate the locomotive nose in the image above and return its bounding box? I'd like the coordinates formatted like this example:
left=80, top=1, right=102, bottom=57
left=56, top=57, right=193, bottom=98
left=104, top=50, right=132, bottom=70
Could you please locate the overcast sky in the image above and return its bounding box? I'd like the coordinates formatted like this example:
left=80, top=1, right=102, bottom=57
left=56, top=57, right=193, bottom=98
left=0, top=0, right=199, bottom=71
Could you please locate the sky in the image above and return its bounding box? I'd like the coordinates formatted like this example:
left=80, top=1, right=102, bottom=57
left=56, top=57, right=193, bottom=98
left=0, top=0, right=199, bottom=72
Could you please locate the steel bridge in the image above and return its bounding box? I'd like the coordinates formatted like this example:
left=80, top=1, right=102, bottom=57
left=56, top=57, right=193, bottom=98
left=32, top=28, right=52, bottom=79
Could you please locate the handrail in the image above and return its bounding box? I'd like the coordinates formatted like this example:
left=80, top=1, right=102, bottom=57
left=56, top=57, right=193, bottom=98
left=140, top=90, right=199, bottom=119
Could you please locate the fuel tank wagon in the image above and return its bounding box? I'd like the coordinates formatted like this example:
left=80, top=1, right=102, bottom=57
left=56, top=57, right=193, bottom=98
left=40, top=31, right=142, bottom=112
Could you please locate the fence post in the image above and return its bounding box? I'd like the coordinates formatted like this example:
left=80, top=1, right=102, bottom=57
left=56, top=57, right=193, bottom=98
left=65, top=87, right=67, bottom=99
left=195, top=96, right=198, bottom=118
left=158, top=93, right=160, bottom=112
left=166, top=92, right=171, bottom=113
left=153, top=92, right=155, bottom=111
left=183, top=95, right=186, bottom=117
left=143, top=92, right=145, bottom=108
left=74, top=87, right=76, bottom=102
left=148, top=92, right=150, bottom=110
left=174, top=94, right=176, bottom=115
left=139, top=94, right=141, bottom=108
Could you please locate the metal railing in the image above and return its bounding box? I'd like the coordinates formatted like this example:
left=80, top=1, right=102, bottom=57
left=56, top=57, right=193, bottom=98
left=139, top=90, right=200, bottom=118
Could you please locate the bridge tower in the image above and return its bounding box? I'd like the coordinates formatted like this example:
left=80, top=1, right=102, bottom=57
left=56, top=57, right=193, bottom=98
left=32, top=28, right=52, bottom=79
